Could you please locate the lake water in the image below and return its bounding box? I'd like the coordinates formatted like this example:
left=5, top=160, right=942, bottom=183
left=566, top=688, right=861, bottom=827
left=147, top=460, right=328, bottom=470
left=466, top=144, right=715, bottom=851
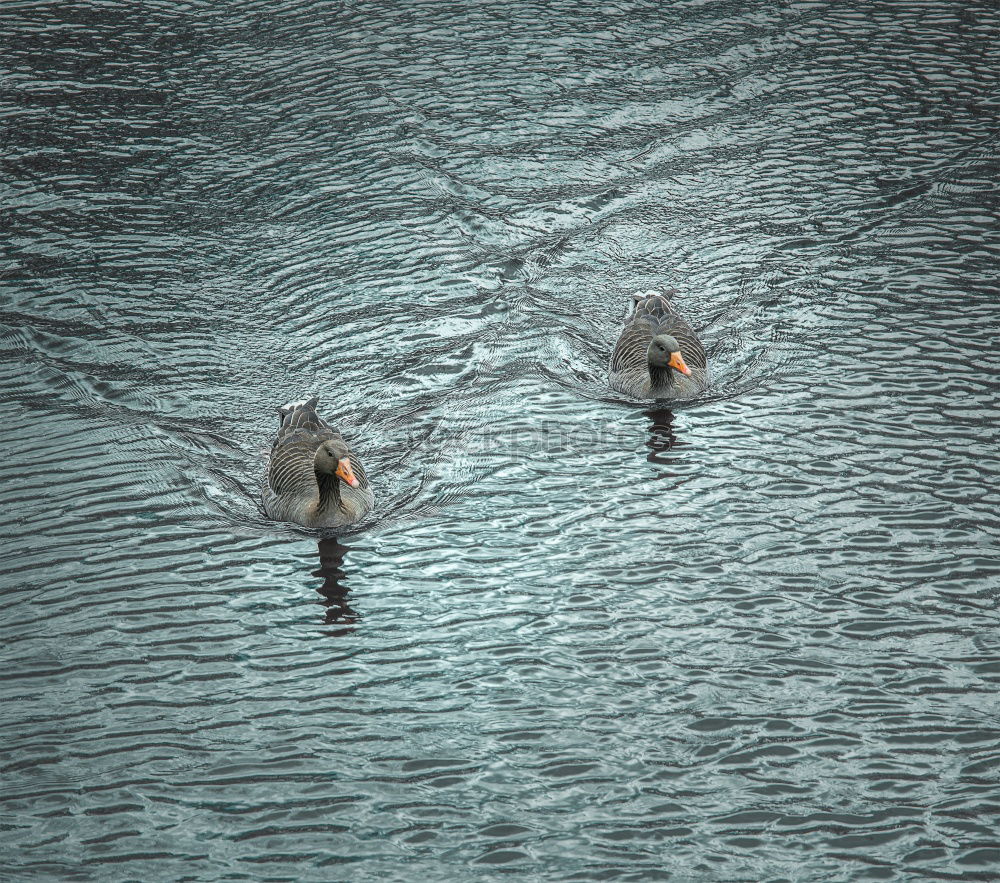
left=2, top=0, right=999, bottom=879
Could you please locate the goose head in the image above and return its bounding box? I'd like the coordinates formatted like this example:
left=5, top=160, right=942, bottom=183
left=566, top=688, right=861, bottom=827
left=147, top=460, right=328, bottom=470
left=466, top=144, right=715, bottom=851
left=314, top=439, right=360, bottom=487
left=647, top=334, right=691, bottom=376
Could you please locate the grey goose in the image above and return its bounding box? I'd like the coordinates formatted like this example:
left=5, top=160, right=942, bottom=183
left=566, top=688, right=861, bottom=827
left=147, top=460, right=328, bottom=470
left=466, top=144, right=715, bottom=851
left=609, top=291, right=707, bottom=399
left=262, top=397, right=374, bottom=529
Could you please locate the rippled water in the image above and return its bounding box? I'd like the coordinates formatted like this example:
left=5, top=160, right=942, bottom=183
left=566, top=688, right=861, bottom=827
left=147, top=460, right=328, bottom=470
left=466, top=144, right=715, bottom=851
left=3, top=0, right=999, bottom=879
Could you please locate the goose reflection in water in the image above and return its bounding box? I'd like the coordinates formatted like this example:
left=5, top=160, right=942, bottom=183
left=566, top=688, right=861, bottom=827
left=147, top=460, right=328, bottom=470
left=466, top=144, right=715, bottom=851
left=644, top=407, right=682, bottom=474
left=314, top=537, right=359, bottom=632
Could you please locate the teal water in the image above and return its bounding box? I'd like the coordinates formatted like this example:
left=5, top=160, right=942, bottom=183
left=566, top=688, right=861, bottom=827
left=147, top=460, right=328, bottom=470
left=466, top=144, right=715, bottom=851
left=2, top=0, right=999, bottom=879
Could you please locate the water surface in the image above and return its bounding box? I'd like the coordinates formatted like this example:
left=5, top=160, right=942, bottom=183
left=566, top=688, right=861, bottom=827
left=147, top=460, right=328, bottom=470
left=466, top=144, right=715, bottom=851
left=2, top=0, right=999, bottom=879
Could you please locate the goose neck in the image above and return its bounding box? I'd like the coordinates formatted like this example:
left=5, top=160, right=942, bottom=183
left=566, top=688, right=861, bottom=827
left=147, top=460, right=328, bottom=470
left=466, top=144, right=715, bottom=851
left=648, top=364, right=675, bottom=390
left=315, top=470, right=343, bottom=515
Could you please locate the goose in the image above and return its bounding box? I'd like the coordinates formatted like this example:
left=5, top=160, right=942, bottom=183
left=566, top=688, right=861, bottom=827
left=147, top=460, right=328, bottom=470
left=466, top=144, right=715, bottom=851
left=262, top=397, right=374, bottom=529
left=609, top=291, right=707, bottom=399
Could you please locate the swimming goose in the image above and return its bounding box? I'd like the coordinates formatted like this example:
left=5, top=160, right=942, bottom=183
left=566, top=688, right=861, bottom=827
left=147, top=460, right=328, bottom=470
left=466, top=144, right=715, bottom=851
left=609, top=291, right=707, bottom=399
left=262, top=397, right=374, bottom=529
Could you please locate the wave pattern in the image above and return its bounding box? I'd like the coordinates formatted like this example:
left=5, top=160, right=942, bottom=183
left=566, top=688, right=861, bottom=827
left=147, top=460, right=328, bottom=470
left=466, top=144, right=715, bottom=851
left=2, top=0, right=999, bottom=879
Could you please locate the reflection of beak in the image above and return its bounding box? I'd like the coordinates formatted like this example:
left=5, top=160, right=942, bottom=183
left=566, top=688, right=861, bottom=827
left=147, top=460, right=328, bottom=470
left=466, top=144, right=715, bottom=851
left=336, top=457, right=360, bottom=487
left=668, top=351, right=691, bottom=375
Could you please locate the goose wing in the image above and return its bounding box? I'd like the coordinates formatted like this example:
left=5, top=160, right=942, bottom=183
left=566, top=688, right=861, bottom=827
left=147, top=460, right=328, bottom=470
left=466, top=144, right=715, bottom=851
left=610, top=310, right=655, bottom=377
left=268, top=398, right=336, bottom=497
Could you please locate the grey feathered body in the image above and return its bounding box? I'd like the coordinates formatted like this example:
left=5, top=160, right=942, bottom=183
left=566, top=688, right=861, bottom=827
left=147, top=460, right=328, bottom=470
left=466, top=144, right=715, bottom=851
left=262, top=398, right=374, bottom=528
left=609, top=292, right=708, bottom=399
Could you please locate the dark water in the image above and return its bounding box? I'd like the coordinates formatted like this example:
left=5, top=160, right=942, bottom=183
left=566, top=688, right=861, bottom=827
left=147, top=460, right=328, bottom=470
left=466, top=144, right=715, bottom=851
left=3, top=0, right=999, bottom=878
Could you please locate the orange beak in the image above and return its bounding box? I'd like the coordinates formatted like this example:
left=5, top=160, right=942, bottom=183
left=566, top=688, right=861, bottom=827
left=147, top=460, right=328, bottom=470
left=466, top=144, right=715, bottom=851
left=335, top=457, right=360, bottom=487
left=668, top=351, right=691, bottom=375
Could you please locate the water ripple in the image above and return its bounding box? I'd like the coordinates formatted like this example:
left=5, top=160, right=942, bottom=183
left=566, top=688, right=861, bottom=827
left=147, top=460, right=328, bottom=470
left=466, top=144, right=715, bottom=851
left=2, top=0, right=999, bottom=879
